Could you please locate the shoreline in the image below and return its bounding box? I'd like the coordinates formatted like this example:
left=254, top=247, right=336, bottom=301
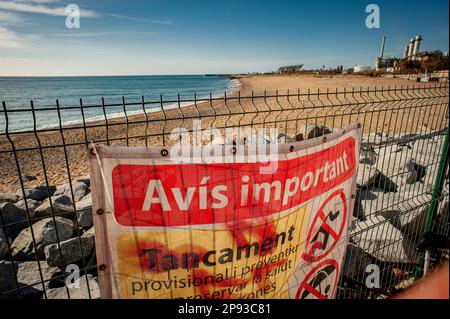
left=1, top=77, right=242, bottom=135
left=0, top=74, right=447, bottom=193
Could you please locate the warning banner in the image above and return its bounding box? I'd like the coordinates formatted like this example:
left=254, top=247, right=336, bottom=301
left=89, top=125, right=360, bottom=299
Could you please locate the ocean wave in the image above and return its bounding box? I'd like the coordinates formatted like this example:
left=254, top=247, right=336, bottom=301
left=0, top=76, right=240, bottom=133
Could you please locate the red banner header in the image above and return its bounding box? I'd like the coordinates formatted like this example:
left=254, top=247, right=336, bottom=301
left=112, top=137, right=356, bottom=227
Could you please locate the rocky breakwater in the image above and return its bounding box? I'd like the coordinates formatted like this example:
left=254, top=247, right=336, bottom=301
left=0, top=176, right=99, bottom=299
left=341, top=130, right=449, bottom=297
left=1, top=126, right=448, bottom=299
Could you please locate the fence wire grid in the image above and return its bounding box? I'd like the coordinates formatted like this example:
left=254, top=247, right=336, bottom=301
left=0, top=83, right=449, bottom=299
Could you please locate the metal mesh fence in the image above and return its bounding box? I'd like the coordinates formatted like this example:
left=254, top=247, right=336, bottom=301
left=0, top=83, right=448, bottom=299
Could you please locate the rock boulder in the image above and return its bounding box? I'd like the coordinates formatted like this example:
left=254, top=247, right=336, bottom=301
left=342, top=244, right=374, bottom=281
left=307, top=125, right=332, bottom=139
left=0, top=202, right=28, bottom=239
left=44, top=227, right=95, bottom=267
left=16, top=186, right=56, bottom=201
left=34, top=195, right=74, bottom=218
left=54, top=182, right=89, bottom=202
left=11, top=217, right=74, bottom=260
left=44, top=274, right=100, bottom=299
left=75, top=193, right=93, bottom=229
left=0, top=260, right=17, bottom=294
left=0, top=193, right=19, bottom=203
left=352, top=216, right=418, bottom=263
left=15, top=198, right=41, bottom=219
left=0, top=231, right=9, bottom=260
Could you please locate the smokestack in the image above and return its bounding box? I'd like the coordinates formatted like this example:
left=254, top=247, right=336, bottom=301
left=412, top=35, right=422, bottom=60
left=404, top=45, right=410, bottom=59
left=380, top=36, right=386, bottom=59
left=408, top=38, right=415, bottom=60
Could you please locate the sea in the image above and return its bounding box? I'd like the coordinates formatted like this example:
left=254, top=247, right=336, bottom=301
left=0, top=75, right=240, bottom=133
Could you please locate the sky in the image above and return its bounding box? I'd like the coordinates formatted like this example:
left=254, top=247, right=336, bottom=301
left=0, top=0, right=448, bottom=76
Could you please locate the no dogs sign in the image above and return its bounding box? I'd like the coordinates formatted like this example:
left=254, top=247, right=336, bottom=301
left=89, top=125, right=360, bottom=299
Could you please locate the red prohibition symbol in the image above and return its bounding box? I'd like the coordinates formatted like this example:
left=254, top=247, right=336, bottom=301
left=295, top=259, right=340, bottom=299
left=302, top=189, right=347, bottom=263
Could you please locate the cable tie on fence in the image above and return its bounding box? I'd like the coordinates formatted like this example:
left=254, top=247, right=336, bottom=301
left=90, top=142, right=114, bottom=215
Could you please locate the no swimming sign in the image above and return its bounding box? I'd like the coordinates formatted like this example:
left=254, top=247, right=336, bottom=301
left=88, top=124, right=360, bottom=299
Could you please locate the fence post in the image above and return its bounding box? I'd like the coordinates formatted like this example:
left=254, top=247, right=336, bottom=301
left=414, top=127, right=449, bottom=280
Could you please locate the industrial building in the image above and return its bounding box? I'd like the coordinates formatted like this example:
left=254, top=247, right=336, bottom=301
left=404, top=35, right=423, bottom=61
left=375, top=36, right=401, bottom=71
left=278, top=65, right=304, bottom=74
left=353, top=65, right=372, bottom=73
left=375, top=35, right=424, bottom=71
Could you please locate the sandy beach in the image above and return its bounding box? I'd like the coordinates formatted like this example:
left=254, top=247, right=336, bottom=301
left=0, top=74, right=448, bottom=193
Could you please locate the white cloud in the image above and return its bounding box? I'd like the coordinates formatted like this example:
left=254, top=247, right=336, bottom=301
left=11, top=0, right=62, bottom=3
left=0, top=10, right=25, bottom=23
left=106, top=13, right=173, bottom=25
left=0, top=1, right=97, bottom=17
left=0, top=26, right=33, bottom=48
left=48, top=31, right=159, bottom=37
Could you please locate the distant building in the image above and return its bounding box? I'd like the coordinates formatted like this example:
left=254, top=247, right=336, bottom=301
left=278, top=64, right=304, bottom=74
left=353, top=65, right=372, bottom=73
left=375, top=56, right=401, bottom=72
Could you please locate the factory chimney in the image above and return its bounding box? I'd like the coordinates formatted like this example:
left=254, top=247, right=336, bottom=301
left=412, top=35, right=422, bottom=60
left=408, top=38, right=415, bottom=60
left=404, top=45, right=410, bottom=59
left=380, top=36, right=386, bottom=58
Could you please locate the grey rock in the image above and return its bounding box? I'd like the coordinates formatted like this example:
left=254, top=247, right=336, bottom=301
left=44, top=227, right=95, bottom=267
left=0, top=231, right=9, bottom=260
left=353, top=189, right=377, bottom=220
left=16, top=261, right=59, bottom=287
left=276, top=133, right=286, bottom=142
left=358, top=190, right=431, bottom=222
left=363, top=133, right=383, bottom=145
left=0, top=260, right=17, bottom=294
left=34, top=195, right=74, bottom=218
left=0, top=193, right=19, bottom=203
left=379, top=207, right=428, bottom=239
left=405, top=159, right=427, bottom=184
left=295, top=133, right=304, bottom=142
left=342, top=244, right=373, bottom=280
left=307, top=125, right=331, bottom=139
left=44, top=274, right=100, bottom=299
left=352, top=216, right=417, bottom=263
left=15, top=198, right=41, bottom=218
left=357, top=159, right=398, bottom=192
left=73, top=182, right=89, bottom=201
left=0, top=260, right=75, bottom=298
left=361, top=144, right=378, bottom=163
left=76, top=176, right=90, bottom=187
left=0, top=202, right=28, bottom=239
left=53, top=182, right=89, bottom=202
left=16, top=261, right=59, bottom=297
left=359, top=157, right=376, bottom=165
left=11, top=217, right=74, bottom=260
left=17, top=186, right=56, bottom=201
left=373, top=171, right=398, bottom=193
left=405, top=170, right=419, bottom=184
left=76, top=193, right=93, bottom=229
left=357, top=164, right=379, bottom=187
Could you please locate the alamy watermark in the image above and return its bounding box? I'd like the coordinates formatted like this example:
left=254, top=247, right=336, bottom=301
left=365, top=4, right=380, bottom=29
left=365, top=264, right=380, bottom=289
left=65, top=4, right=80, bottom=29
left=65, top=264, right=80, bottom=288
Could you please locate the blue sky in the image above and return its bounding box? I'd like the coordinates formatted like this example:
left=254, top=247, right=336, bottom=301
left=0, top=0, right=448, bottom=76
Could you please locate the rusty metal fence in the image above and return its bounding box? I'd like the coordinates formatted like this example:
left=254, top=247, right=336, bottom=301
left=0, top=83, right=449, bottom=299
